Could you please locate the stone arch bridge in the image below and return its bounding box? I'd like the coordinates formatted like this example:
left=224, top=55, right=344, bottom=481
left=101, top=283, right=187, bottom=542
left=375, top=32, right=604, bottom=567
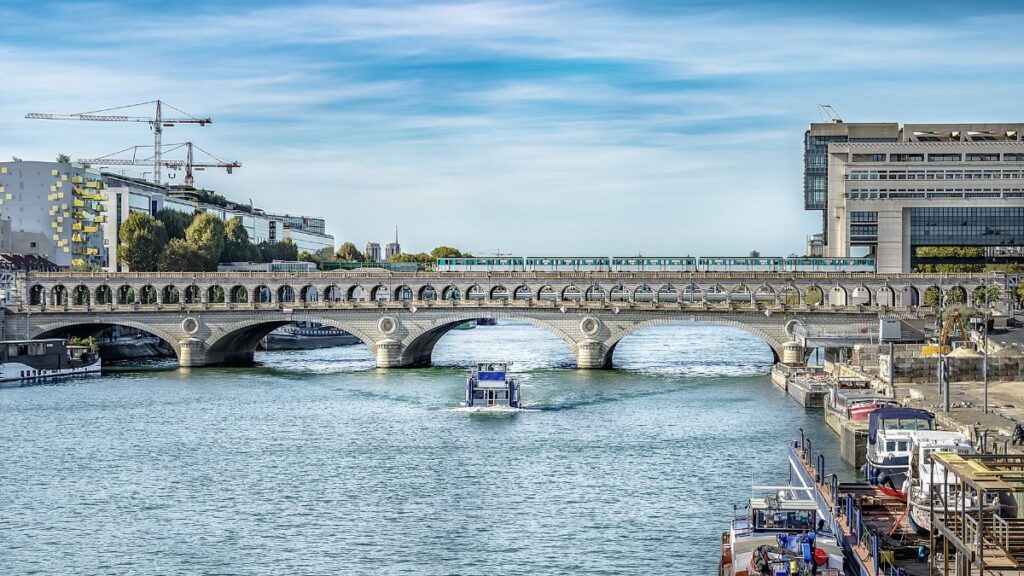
left=3, top=270, right=1002, bottom=369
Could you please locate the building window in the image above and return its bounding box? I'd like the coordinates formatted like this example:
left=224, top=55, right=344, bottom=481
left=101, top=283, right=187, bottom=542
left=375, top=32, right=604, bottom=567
left=850, top=211, right=878, bottom=223
left=850, top=225, right=878, bottom=236
left=966, top=153, right=999, bottom=162
left=928, top=153, right=962, bottom=162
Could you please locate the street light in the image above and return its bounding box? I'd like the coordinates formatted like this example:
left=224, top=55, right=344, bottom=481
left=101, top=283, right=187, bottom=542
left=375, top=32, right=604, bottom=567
left=983, top=277, right=990, bottom=414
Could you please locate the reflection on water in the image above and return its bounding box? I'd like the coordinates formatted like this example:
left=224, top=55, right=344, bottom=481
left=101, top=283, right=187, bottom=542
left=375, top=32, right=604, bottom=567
left=0, top=321, right=847, bottom=576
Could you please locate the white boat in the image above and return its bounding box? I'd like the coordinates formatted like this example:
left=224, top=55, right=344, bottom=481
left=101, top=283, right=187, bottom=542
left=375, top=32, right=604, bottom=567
left=719, top=486, right=843, bottom=576
left=465, top=362, right=520, bottom=408
left=863, top=407, right=934, bottom=500
left=0, top=339, right=101, bottom=382
left=902, top=431, right=996, bottom=533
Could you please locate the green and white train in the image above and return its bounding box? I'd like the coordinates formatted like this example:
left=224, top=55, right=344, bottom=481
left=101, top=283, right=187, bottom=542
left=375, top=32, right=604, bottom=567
left=435, top=256, right=876, bottom=273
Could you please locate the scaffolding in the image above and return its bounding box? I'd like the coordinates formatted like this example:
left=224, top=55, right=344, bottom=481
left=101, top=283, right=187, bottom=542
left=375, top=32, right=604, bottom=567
left=930, top=452, right=1024, bottom=575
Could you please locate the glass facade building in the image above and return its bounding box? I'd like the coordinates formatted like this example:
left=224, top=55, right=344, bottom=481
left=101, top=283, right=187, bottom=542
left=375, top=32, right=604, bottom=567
left=910, top=207, right=1024, bottom=246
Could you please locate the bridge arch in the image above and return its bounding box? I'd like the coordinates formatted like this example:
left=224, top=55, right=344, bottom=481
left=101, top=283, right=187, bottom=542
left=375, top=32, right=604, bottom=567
left=442, top=286, right=461, bottom=300
left=183, top=284, right=201, bottom=304
left=229, top=285, right=249, bottom=304
left=370, top=284, right=390, bottom=301
left=162, top=285, right=180, bottom=304
left=466, top=285, right=485, bottom=301
left=202, top=315, right=379, bottom=366
left=394, top=285, right=413, bottom=302
left=944, top=285, right=968, bottom=305
left=585, top=284, right=605, bottom=302
left=489, top=285, right=509, bottom=301
left=139, top=285, right=158, bottom=305
left=419, top=285, right=437, bottom=300
left=298, top=284, right=318, bottom=303
left=610, top=284, right=628, bottom=302
left=657, top=284, right=678, bottom=303
left=341, top=285, right=359, bottom=302
left=537, top=286, right=556, bottom=301
left=51, top=284, right=68, bottom=306
left=399, top=312, right=579, bottom=367
left=117, top=285, right=135, bottom=305
left=634, top=284, right=653, bottom=303
left=604, top=316, right=785, bottom=367
left=31, top=319, right=182, bottom=362
left=95, top=285, right=112, bottom=305
left=875, top=285, right=895, bottom=307
left=681, top=283, right=702, bottom=303
left=850, top=285, right=871, bottom=306
left=513, top=285, right=531, bottom=300
left=253, top=285, right=272, bottom=304
left=562, top=285, right=582, bottom=301
left=70, top=284, right=90, bottom=306
left=277, top=285, right=295, bottom=303
left=207, top=285, right=225, bottom=304
left=29, top=284, right=44, bottom=305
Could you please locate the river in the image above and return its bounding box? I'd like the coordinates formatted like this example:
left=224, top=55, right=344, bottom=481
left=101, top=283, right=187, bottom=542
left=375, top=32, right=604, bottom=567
left=0, top=321, right=848, bottom=575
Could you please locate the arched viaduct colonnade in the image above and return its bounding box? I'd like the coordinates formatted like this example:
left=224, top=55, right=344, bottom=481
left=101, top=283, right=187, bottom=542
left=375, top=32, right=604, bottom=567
left=10, top=271, right=997, bottom=368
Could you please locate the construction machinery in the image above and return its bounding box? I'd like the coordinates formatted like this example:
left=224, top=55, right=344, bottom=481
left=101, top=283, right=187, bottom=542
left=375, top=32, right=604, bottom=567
left=26, top=100, right=211, bottom=185
left=77, top=142, right=240, bottom=188
left=922, top=309, right=971, bottom=356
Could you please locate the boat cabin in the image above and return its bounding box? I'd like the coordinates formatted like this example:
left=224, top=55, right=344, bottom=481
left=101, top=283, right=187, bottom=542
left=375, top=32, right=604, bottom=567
left=465, top=362, right=520, bottom=408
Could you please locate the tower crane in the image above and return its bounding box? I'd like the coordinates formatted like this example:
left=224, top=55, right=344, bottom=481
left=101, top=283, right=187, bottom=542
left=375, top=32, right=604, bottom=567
left=78, top=142, right=240, bottom=188
left=818, top=104, right=843, bottom=123
left=26, top=100, right=211, bottom=185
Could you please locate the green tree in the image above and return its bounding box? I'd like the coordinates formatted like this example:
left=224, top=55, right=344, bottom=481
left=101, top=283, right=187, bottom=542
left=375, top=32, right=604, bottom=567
left=56, top=153, right=71, bottom=163
left=337, top=242, right=364, bottom=262
left=390, top=252, right=431, bottom=263
left=156, top=209, right=196, bottom=240
left=118, top=212, right=168, bottom=272
left=258, top=239, right=298, bottom=262
left=158, top=238, right=208, bottom=271
left=221, top=218, right=257, bottom=262
left=430, top=246, right=465, bottom=259
left=185, top=212, right=226, bottom=270
left=972, top=285, right=1002, bottom=307
left=315, top=246, right=336, bottom=263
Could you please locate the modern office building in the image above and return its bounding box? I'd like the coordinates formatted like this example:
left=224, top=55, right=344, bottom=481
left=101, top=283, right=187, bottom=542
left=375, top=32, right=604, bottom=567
left=102, top=174, right=334, bottom=270
left=0, top=161, right=108, bottom=268
left=805, top=122, right=1024, bottom=272
left=365, top=241, right=381, bottom=262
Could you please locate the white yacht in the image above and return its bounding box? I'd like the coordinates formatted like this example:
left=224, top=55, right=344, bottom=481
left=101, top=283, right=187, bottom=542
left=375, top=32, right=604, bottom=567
left=464, top=362, right=521, bottom=408
left=863, top=407, right=934, bottom=500
left=902, top=431, right=990, bottom=533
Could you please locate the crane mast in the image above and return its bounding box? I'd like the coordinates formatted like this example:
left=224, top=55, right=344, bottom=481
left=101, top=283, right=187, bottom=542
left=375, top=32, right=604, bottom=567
left=26, top=100, right=211, bottom=185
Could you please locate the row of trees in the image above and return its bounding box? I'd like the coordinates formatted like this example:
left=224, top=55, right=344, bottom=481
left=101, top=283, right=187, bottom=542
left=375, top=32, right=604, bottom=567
left=301, top=243, right=471, bottom=266
left=119, top=210, right=299, bottom=272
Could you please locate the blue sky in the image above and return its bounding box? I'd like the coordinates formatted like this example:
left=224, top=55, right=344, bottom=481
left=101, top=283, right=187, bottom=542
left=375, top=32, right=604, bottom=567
left=2, top=1, right=1023, bottom=256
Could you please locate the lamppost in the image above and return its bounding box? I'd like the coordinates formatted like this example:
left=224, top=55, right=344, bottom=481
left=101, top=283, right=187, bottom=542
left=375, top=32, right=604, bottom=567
left=983, top=277, right=990, bottom=414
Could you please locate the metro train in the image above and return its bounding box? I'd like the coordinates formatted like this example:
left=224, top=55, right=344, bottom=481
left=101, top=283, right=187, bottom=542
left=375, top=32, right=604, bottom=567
left=435, top=256, right=876, bottom=273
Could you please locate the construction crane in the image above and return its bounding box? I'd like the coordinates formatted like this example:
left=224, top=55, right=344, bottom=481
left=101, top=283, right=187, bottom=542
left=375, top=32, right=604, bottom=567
left=26, top=100, right=211, bottom=185
left=78, top=142, right=240, bottom=188
left=818, top=104, right=843, bottom=123
left=923, top=309, right=971, bottom=356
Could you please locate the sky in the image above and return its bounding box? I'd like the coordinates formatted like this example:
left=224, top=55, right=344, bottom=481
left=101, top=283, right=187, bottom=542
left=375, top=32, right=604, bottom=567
left=2, top=0, right=1024, bottom=257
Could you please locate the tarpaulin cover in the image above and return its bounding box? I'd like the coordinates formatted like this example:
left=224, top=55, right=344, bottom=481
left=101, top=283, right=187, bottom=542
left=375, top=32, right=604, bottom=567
left=868, top=407, right=934, bottom=444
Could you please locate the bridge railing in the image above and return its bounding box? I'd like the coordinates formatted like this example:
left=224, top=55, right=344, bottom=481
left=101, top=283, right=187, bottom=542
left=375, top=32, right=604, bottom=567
left=8, top=298, right=927, bottom=316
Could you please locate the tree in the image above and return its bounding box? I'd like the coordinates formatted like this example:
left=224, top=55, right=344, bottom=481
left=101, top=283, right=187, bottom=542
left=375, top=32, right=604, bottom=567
left=337, top=242, right=364, bottom=262
left=185, top=212, right=226, bottom=270
left=315, top=246, right=336, bottom=263
left=158, top=238, right=208, bottom=271
left=56, top=153, right=71, bottom=163
left=221, top=218, right=257, bottom=262
left=972, top=285, right=1002, bottom=308
left=156, top=209, right=196, bottom=240
left=118, top=212, right=168, bottom=272
left=258, top=239, right=298, bottom=262
left=390, top=252, right=431, bottom=263
left=431, top=246, right=465, bottom=259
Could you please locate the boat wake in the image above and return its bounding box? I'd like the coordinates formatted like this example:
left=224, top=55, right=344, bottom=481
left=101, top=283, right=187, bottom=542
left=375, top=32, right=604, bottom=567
left=445, top=405, right=540, bottom=414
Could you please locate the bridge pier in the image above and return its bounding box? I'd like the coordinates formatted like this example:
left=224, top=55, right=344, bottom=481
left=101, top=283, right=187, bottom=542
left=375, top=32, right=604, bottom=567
left=575, top=339, right=612, bottom=369
left=178, top=337, right=207, bottom=367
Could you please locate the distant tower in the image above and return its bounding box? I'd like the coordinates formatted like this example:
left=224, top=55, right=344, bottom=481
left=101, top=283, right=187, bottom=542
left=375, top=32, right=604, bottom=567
left=384, top=226, right=401, bottom=260
left=364, top=241, right=381, bottom=263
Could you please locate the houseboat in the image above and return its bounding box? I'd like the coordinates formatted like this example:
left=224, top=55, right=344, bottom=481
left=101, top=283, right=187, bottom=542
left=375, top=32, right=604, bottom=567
left=0, top=339, right=101, bottom=382
left=465, top=362, right=521, bottom=408
left=719, top=486, right=843, bottom=575
left=823, top=377, right=898, bottom=434
left=863, top=407, right=935, bottom=500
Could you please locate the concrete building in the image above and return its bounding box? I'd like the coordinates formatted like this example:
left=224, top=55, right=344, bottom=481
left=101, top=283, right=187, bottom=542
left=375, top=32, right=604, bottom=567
left=365, top=242, right=381, bottom=262
left=0, top=161, right=108, bottom=268
left=806, top=122, right=1024, bottom=273
left=102, top=174, right=334, bottom=270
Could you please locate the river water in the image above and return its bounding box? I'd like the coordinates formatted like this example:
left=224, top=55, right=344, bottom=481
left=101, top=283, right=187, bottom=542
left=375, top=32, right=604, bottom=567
left=1, top=322, right=848, bottom=575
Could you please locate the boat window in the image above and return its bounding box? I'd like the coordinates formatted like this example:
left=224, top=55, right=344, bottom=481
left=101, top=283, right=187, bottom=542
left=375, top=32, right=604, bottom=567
left=754, top=510, right=814, bottom=531
left=886, top=440, right=896, bottom=451
left=897, top=441, right=909, bottom=452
